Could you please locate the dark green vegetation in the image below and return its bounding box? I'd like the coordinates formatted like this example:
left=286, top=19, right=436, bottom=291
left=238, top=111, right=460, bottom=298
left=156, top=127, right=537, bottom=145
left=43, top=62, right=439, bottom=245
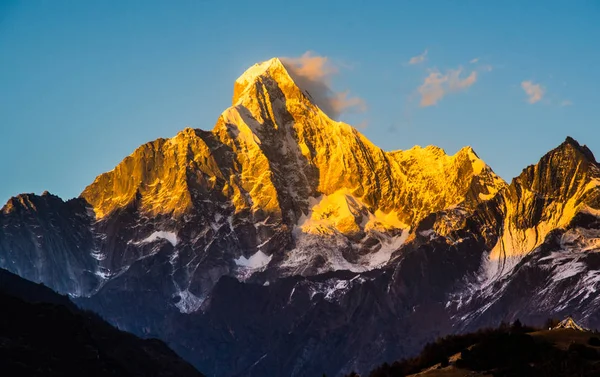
left=0, top=268, right=204, bottom=377
left=350, top=321, right=600, bottom=377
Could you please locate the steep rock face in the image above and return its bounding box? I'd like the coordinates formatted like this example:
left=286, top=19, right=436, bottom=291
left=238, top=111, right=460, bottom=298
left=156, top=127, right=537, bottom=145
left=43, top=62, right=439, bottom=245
left=484, top=137, right=600, bottom=280
left=444, top=138, right=600, bottom=332
left=451, top=223, right=600, bottom=333
left=0, top=192, right=98, bottom=295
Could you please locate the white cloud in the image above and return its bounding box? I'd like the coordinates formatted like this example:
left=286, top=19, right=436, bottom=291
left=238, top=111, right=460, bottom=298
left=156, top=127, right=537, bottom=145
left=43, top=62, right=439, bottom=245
left=470, top=57, right=480, bottom=64
left=281, top=52, right=366, bottom=119
left=418, top=67, right=478, bottom=107
left=408, top=49, right=428, bottom=65
left=521, top=81, right=545, bottom=104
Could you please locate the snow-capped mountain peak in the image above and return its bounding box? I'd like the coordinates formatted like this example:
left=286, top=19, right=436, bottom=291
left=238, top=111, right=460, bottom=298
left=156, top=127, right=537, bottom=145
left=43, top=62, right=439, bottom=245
left=44, top=58, right=507, bottom=296
left=233, top=57, right=290, bottom=105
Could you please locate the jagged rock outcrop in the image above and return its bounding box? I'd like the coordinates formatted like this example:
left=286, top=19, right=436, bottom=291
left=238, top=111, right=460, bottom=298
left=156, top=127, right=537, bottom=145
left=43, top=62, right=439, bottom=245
left=486, top=137, right=600, bottom=279
left=83, top=59, right=504, bottom=227
left=446, top=137, right=600, bottom=331
left=0, top=192, right=98, bottom=295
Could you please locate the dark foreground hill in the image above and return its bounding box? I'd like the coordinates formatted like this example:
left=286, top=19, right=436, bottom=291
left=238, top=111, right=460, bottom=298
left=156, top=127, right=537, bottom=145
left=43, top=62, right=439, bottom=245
left=0, top=268, right=204, bottom=377
left=353, top=322, right=600, bottom=377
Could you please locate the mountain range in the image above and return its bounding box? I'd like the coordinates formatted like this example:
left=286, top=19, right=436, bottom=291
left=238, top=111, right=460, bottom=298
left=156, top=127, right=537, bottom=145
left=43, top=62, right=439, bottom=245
left=1, top=57, right=600, bottom=376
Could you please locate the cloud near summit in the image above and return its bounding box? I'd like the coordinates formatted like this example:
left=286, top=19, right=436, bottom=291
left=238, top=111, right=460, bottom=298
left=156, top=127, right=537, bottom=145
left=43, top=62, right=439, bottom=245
left=281, top=52, right=366, bottom=119
left=418, top=67, right=478, bottom=107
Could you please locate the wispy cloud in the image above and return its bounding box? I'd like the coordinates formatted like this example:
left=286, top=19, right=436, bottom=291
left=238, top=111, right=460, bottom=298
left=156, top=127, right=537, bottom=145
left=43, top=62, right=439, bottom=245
left=418, top=67, right=478, bottom=107
left=408, top=49, right=428, bottom=65
left=469, top=57, right=480, bottom=64
left=560, top=100, right=573, bottom=107
left=281, top=51, right=366, bottom=119
left=521, top=81, right=545, bottom=104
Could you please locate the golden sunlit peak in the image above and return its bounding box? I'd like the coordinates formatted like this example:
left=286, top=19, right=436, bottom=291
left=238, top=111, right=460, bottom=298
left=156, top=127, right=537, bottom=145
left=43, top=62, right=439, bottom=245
left=174, top=126, right=198, bottom=139
left=455, top=145, right=481, bottom=159
left=235, top=57, right=285, bottom=84
left=399, top=144, right=448, bottom=157
left=232, top=57, right=291, bottom=105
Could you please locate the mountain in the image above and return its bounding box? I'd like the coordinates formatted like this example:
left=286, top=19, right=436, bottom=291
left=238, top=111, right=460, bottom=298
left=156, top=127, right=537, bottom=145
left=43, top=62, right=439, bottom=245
left=77, top=57, right=505, bottom=301
left=1, top=57, right=600, bottom=376
left=0, top=267, right=204, bottom=377
left=448, top=137, right=600, bottom=331
left=0, top=192, right=98, bottom=295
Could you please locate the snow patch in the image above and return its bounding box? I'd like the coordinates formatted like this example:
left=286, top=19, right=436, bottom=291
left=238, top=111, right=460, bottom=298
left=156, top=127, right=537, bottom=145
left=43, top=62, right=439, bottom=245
left=235, top=250, right=272, bottom=269
left=174, top=289, right=204, bottom=314
left=325, top=280, right=349, bottom=300
left=95, top=267, right=112, bottom=279
left=90, top=249, right=106, bottom=261
left=249, top=353, right=268, bottom=370
left=305, top=276, right=368, bottom=303
left=297, top=190, right=408, bottom=237
left=235, top=59, right=275, bottom=86
left=138, top=231, right=178, bottom=247
left=552, top=259, right=587, bottom=282
left=285, top=190, right=409, bottom=275
left=365, top=230, right=409, bottom=267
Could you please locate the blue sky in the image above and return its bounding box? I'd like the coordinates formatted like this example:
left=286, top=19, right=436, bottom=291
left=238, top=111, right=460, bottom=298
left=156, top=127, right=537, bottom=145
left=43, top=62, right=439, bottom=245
left=1, top=1, right=599, bottom=204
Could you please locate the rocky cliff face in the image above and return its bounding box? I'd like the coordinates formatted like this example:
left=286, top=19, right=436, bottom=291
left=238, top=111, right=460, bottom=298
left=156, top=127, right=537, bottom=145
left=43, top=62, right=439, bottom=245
left=1, top=57, right=600, bottom=377
left=447, top=138, right=600, bottom=331
left=485, top=137, right=600, bottom=280
left=0, top=192, right=98, bottom=295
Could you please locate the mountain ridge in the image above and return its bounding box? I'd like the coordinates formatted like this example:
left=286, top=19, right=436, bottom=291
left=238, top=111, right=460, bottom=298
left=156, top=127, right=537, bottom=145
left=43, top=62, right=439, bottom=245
left=69, top=56, right=507, bottom=295
left=80, top=56, right=505, bottom=224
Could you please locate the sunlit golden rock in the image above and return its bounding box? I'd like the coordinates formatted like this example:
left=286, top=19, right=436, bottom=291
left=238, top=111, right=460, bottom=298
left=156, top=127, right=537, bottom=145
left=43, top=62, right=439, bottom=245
left=81, top=57, right=507, bottom=272
left=484, top=137, right=600, bottom=279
